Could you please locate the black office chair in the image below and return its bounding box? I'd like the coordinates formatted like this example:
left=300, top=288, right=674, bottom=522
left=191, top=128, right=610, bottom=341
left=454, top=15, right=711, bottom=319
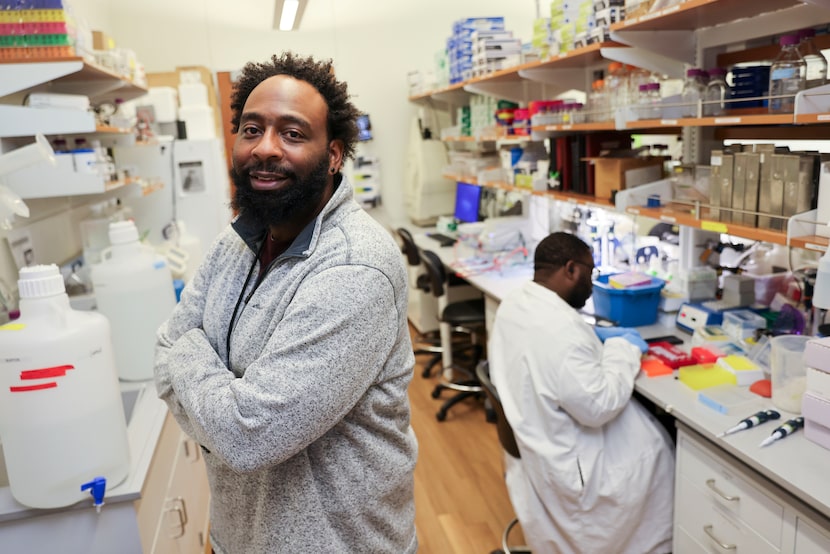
left=397, top=228, right=478, bottom=379
left=396, top=228, right=443, bottom=376
left=476, top=360, right=532, bottom=554
left=419, top=249, right=493, bottom=422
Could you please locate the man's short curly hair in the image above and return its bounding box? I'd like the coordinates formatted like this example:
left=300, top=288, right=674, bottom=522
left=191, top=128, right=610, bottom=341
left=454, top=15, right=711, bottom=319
left=534, top=232, right=591, bottom=272
left=229, top=51, right=361, bottom=161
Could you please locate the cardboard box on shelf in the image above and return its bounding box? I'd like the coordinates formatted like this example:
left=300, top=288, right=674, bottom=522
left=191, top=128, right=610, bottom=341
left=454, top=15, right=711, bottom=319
left=586, top=156, right=666, bottom=201
left=92, top=30, right=114, bottom=51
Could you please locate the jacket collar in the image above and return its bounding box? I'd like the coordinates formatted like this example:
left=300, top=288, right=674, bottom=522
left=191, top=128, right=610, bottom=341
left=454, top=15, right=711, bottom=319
left=232, top=173, right=354, bottom=258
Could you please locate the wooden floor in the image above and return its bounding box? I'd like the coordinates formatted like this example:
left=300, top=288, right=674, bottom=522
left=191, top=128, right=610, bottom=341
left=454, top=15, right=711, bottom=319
left=409, top=338, right=524, bottom=554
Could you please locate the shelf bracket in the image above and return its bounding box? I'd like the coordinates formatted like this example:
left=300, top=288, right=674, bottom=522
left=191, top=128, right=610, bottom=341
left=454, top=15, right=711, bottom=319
left=517, top=67, right=586, bottom=94
left=600, top=45, right=689, bottom=79
left=463, top=80, right=545, bottom=104
left=614, top=178, right=674, bottom=213
left=795, top=83, right=830, bottom=116
left=606, top=30, right=695, bottom=70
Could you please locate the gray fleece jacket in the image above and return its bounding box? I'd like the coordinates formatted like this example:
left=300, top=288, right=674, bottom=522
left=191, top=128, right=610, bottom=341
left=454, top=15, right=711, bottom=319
left=154, top=176, right=418, bottom=553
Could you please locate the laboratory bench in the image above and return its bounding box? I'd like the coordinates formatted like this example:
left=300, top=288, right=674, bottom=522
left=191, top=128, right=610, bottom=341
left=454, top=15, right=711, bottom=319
left=398, top=223, right=830, bottom=552
left=0, top=380, right=210, bottom=554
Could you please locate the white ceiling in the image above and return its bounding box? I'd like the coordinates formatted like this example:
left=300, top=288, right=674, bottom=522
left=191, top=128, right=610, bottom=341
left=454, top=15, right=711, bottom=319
left=112, top=0, right=409, bottom=32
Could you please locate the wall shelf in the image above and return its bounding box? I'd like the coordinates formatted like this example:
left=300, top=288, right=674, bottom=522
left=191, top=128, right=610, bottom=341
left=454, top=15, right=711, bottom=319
left=0, top=58, right=147, bottom=102
left=4, top=161, right=141, bottom=199
left=443, top=172, right=615, bottom=209
left=625, top=204, right=789, bottom=245
left=409, top=42, right=623, bottom=104
left=610, top=0, right=802, bottom=32
left=789, top=234, right=829, bottom=252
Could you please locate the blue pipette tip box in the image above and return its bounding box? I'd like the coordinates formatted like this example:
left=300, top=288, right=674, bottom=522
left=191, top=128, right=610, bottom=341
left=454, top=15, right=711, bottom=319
left=698, top=384, right=765, bottom=415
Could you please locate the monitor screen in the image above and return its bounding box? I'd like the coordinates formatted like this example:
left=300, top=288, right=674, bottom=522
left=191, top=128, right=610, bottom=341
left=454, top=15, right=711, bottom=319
left=357, top=114, right=372, bottom=141
left=453, top=182, right=482, bottom=223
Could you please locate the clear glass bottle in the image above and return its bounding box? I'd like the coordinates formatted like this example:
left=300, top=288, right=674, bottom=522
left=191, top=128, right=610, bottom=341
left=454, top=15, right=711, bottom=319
left=769, top=34, right=806, bottom=114
left=588, top=79, right=606, bottom=122
left=797, top=28, right=827, bottom=89
left=680, top=68, right=706, bottom=117
left=704, top=67, right=730, bottom=116
left=645, top=82, right=662, bottom=119
left=605, top=62, right=630, bottom=120
left=637, top=83, right=651, bottom=120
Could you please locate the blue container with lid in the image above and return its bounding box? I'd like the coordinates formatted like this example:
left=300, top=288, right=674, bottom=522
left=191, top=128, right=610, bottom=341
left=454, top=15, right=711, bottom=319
left=591, top=274, right=665, bottom=327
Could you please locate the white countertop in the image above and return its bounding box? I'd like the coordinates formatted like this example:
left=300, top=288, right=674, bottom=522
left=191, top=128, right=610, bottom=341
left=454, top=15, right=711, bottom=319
left=0, top=380, right=168, bottom=523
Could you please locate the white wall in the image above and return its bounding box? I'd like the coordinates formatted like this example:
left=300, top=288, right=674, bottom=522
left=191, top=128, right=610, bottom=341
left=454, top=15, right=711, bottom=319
left=70, top=0, right=539, bottom=223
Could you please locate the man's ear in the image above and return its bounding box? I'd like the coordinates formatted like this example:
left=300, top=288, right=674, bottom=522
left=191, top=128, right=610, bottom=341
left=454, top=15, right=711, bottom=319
left=328, top=139, right=344, bottom=173
left=564, top=260, right=577, bottom=281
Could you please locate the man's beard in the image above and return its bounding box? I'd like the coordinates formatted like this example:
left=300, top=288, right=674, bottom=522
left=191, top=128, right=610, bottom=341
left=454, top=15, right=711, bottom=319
left=230, top=154, right=330, bottom=229
left=566, top=279, right=593, bottom=310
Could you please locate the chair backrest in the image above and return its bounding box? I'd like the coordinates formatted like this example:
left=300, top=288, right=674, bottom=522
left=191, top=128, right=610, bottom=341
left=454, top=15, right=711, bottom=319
left=419, top=249, right=447, bottom=299
left=476, top=360, right=521, bottom=459
left=396, top=228, right=421, bottom=267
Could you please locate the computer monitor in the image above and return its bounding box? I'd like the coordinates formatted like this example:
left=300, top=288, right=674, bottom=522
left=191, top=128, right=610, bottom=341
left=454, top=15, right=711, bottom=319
left=453, top=182, right=482, bottom=223
left=356, top=114, right=372, bottom=141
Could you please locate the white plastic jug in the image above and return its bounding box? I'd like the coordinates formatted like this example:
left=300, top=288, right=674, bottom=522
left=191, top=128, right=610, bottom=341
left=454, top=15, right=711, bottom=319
left=0, top=264, right=129, bottom=508
left=91, top=220, right=177, bottom=381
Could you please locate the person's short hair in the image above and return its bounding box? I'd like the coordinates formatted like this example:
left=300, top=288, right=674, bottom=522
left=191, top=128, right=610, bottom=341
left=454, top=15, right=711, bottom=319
left=534, top=232, right=591, bottom=272
left=229, top=51, right=361, bottom=161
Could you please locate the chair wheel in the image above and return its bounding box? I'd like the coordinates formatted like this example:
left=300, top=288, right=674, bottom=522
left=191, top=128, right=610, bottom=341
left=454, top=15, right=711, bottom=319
left=431, top=387, right=442, bottom=399
left=436, top=410, right=447, bottom=421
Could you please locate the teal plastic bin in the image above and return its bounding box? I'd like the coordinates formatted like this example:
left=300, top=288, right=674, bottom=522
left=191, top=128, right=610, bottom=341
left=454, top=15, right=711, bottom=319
left=592, top=274, right=665, bottom=327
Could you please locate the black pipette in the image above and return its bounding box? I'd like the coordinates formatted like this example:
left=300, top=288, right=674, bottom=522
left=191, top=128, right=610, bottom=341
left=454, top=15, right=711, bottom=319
left=716, top=409, right=781, bottom=438
left=760, top=417, right=804, bottom=447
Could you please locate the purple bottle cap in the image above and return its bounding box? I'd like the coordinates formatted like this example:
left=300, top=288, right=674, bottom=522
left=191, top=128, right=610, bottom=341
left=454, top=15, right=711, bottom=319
left=780, top=34, right=799, bottom=46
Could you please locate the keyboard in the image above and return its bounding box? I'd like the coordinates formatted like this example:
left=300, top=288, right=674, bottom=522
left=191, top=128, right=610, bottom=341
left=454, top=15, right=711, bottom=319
left=426, top=233, right=458, bottom=247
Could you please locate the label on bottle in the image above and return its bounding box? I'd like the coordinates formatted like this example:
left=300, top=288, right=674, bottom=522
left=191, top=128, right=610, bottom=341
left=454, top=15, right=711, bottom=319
left=771, top=67, right=798, bottom=80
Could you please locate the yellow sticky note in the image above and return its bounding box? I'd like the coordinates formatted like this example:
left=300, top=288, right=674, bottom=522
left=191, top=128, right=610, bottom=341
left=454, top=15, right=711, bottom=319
left=701, top=221, right=728, bottom=233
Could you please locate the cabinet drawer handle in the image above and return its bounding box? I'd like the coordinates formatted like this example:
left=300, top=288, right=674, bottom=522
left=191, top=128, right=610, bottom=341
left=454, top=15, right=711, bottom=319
left=183, top=439, right=201, bottom=463
left=165, top=497, right=189, bottom=539
left=703, top=524, right=737, bottom=550
left=705, top=478, right=740, bottom=502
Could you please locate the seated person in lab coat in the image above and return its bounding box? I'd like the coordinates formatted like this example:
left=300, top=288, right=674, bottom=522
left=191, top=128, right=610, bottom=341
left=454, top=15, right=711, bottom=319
left=154, top=52, right=417, bottom=553
left=489, top=231, right=675, bottom=554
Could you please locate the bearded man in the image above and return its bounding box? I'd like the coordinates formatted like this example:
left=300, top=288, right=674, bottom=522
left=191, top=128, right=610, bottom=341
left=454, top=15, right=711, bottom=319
left=154, top=52, right=418, bottom=554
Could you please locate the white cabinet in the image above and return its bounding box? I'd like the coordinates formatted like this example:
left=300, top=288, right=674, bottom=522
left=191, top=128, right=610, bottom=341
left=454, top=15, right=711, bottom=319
left=135, top=412, right=210, bottom=554
left=675, top=427, right=830, bottom=553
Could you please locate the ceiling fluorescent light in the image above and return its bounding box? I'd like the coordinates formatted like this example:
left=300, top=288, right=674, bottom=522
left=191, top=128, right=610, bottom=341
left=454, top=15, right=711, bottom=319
left=279, top=0, right=300, bottom=31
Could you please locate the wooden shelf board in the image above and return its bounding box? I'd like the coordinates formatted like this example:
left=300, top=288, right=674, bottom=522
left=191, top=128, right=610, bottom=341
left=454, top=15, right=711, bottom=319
left=625, top=205, right=788, bottom=244
left=408, top=82, right=466, bottom=102
left=443, top=174, right=478, bottom=185
left=534, top=42, right=626, bottom=70
left=547, top=189, right=614, bottom=208
left=795, top=113, right=830, bottom=125
left=409, top=42, right=625, bottom=101
left=628, top=114, right=794, bottom=128
left=535, top=121, right=617, bottom=133
left=611, top=0, right=799, bottom=32
left=790, top=235, right=829, bottom=252
left=443, top=173, right=615, bottom=208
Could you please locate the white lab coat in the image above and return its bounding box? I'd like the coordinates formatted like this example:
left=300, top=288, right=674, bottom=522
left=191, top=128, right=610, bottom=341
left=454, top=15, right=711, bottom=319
left=489, top=281, right=675, bottom=554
